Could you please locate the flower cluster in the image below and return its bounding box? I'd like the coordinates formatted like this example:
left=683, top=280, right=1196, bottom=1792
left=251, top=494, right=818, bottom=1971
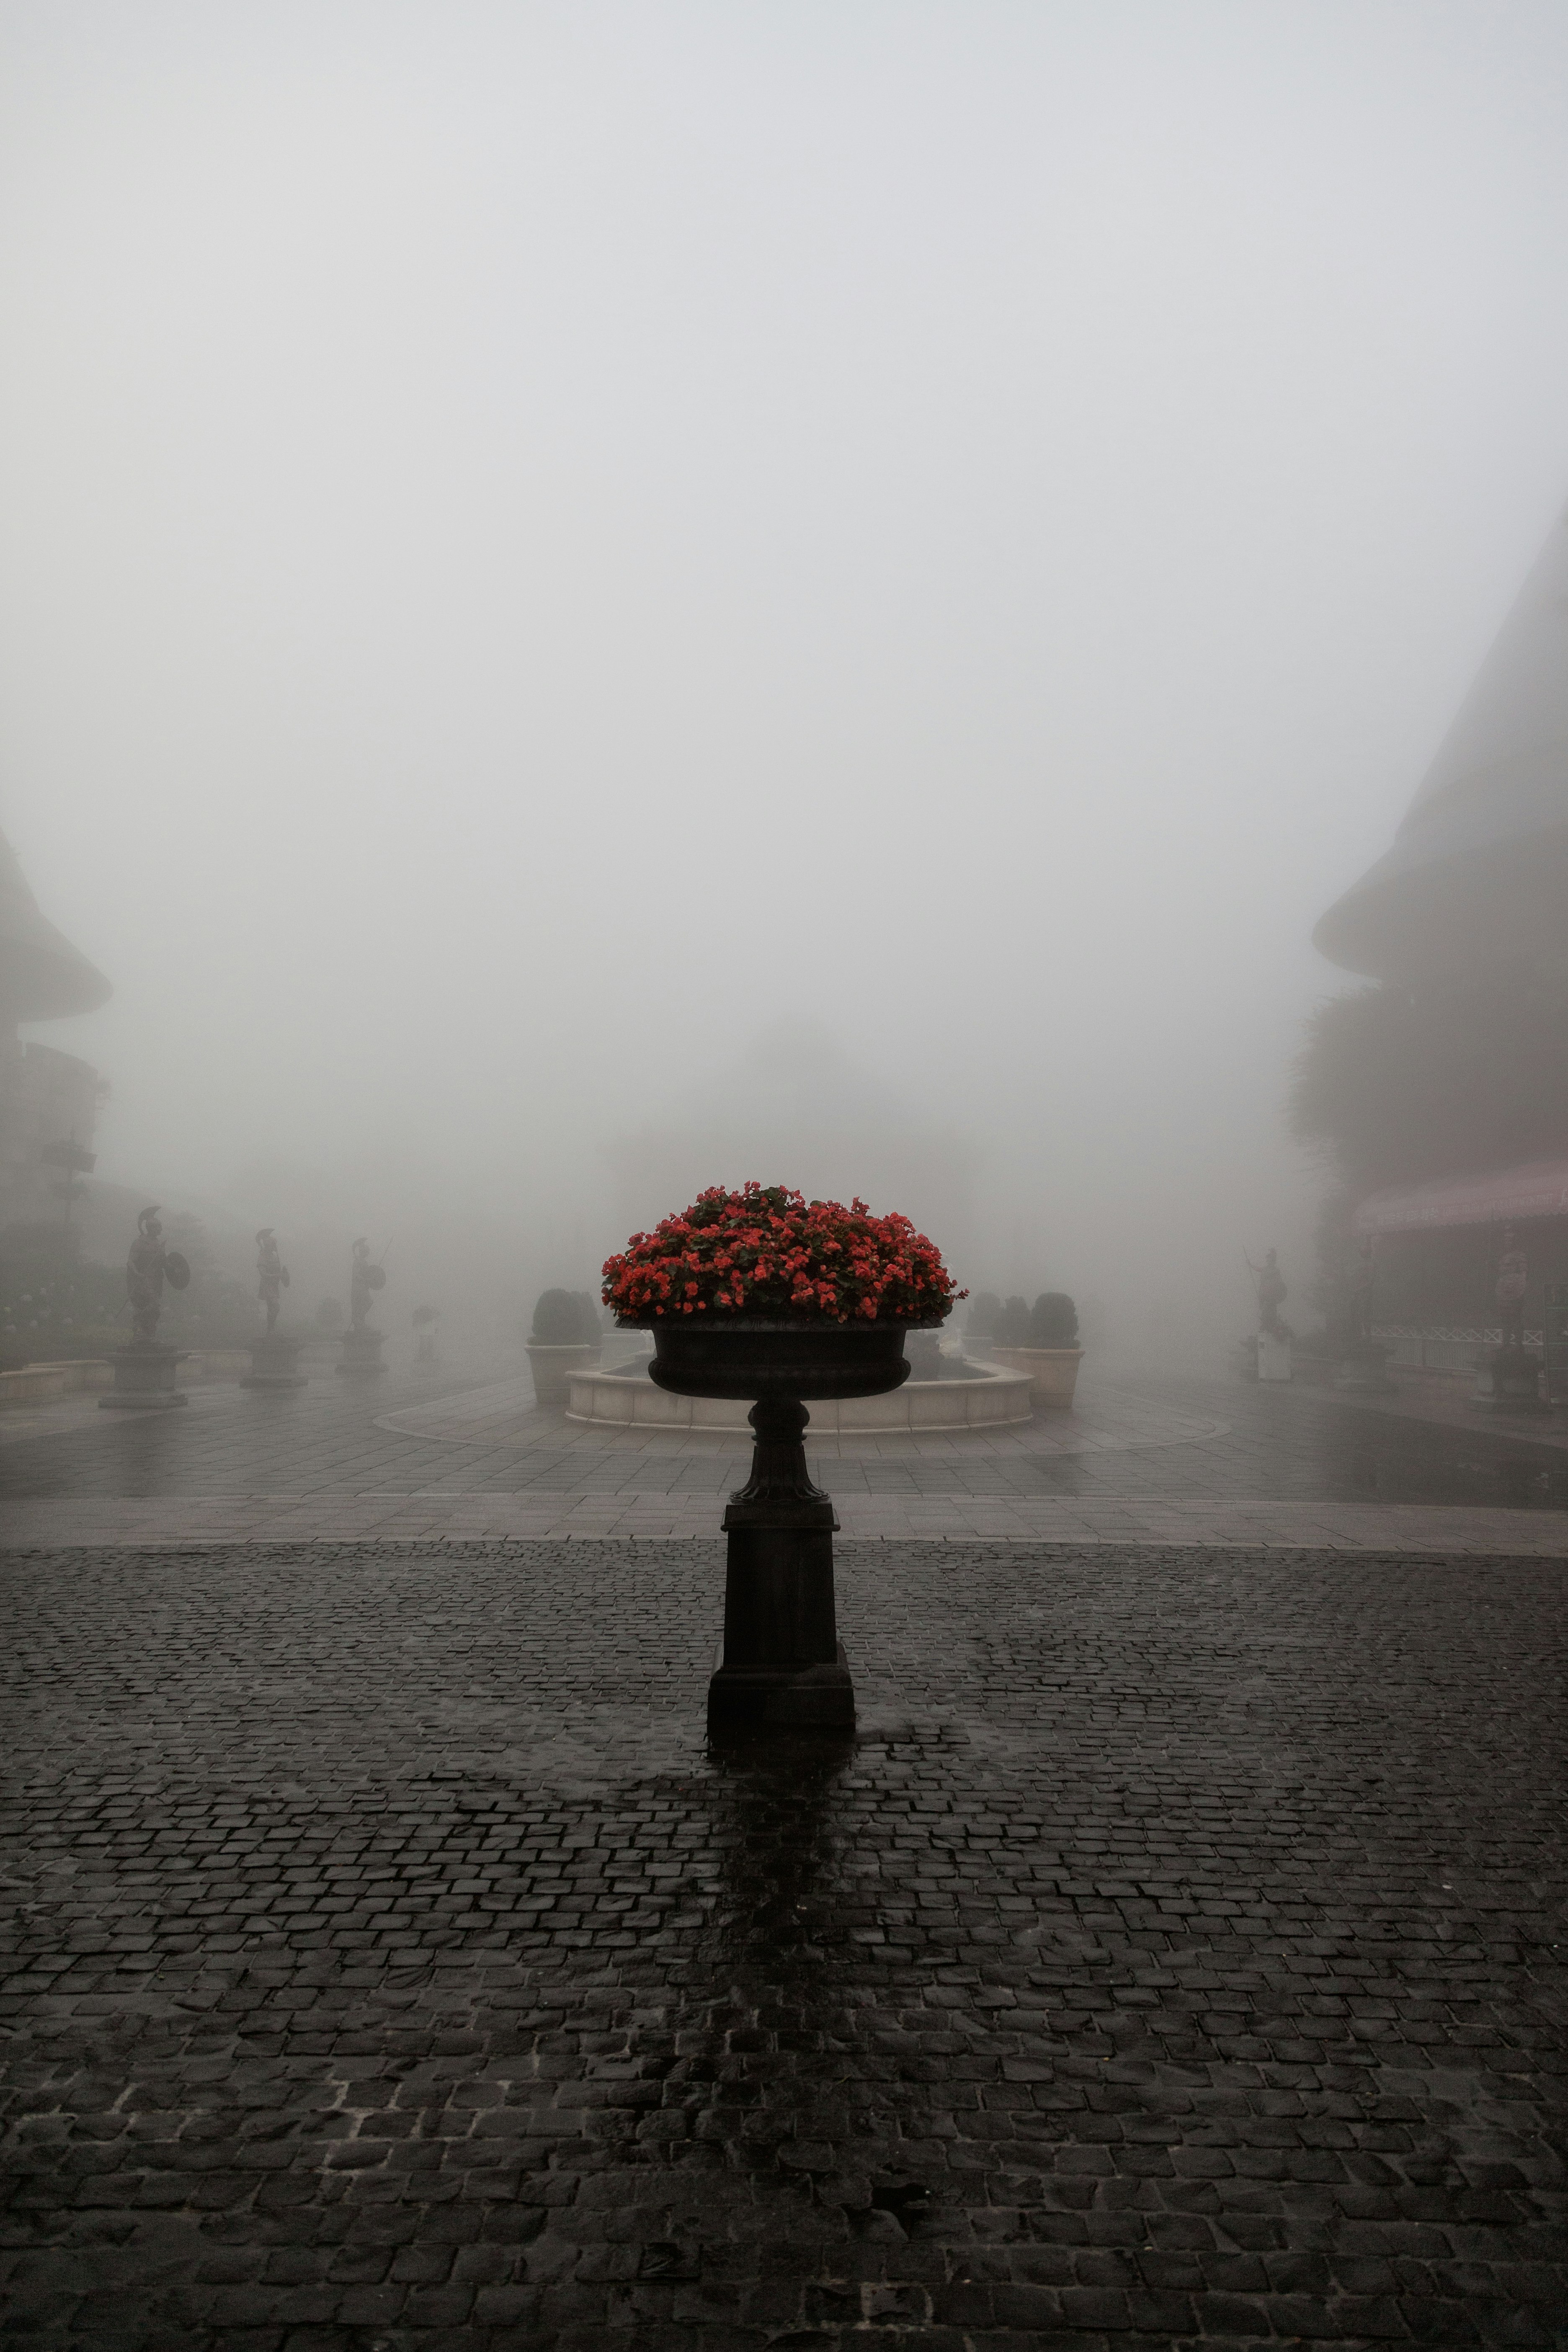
left=602, top=1183, right=965, bottom=1324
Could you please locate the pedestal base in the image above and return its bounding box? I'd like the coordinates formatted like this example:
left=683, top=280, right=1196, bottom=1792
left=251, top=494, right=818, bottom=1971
left=708, top=1640, right=856, bottom=1732
left=1256, top=1334, right=1292, bottom=1382
left=98, top=1344, right=188, bottom=1411
left=708, top=1412, right=856, bottom=1733
left=241, top=1334, right=307, bottom=1390
left=336, top=1328, right=386, bottom=1379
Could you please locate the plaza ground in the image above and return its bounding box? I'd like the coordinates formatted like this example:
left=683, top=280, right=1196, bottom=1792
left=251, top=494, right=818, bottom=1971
left=2, top=1360, right=1566, bottom=2347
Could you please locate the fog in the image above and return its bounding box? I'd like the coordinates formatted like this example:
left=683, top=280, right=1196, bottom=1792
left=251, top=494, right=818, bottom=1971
left=5, top=1, right=1568, bottom=1362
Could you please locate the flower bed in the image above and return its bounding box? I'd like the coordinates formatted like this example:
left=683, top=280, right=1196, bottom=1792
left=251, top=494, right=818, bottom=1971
left=602, top=1183, right=962, bottom=1324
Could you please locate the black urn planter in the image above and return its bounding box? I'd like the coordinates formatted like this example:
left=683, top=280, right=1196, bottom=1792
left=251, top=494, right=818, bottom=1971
left=627, top=1315, right=934, bottom=1733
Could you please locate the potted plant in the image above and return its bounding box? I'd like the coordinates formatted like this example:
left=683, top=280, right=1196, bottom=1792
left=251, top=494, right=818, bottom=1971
left=990, top=1291, right=1083, bottom=1408
left=603, top=1183, right=963, bottom=1729
left=525, top=1287, right=602, bottom=1411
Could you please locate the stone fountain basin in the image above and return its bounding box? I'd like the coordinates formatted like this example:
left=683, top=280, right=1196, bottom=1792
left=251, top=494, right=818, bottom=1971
left=565, top=1354, right=1033, bottom=1433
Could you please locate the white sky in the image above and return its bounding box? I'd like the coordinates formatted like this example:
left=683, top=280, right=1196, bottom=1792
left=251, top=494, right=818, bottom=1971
left=3, top=1, right=1568, bottom=1344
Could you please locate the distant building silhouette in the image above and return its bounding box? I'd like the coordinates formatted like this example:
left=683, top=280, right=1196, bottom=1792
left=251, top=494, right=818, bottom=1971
left=1316, top=508, right=1568, bottom=980
left=1311, top=508, right=1568, bottom=1344
left=0, top=824, right=110, bottom=1240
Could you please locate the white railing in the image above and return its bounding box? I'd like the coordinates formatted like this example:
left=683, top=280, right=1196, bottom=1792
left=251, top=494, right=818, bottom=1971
left=1371, top=1324, right=1542, bottom=1373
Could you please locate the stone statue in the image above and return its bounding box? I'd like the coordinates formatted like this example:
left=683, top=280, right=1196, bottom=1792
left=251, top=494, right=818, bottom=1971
left=1496, top=1224, right=1528, bottom=1351
left=125, top=1206, right=189, bottom=1344
left=1350, top=1236, right=1378, bottom=1346
left=256, top=1229, right=289, bottom=1334
left=349, top=1238, right=387, bottom=1333
left=1246, top=1248, right=1288, bottom=1338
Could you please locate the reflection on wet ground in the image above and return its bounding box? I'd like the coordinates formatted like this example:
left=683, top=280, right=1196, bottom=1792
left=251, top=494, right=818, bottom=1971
left=5, top=1358, right=1568, bottom=1518
left=6, top=1535, right=1567, bottom=2342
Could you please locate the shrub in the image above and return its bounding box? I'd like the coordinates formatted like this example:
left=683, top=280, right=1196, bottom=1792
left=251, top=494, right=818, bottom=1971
left=1029, top=1292, right=1079, bottom=1348
left=531, top=1287, right=600, bottom=1345
left=995, top=1295, right=1031, bottom=1346
left=966, top=1290, right=1002, bottom=1339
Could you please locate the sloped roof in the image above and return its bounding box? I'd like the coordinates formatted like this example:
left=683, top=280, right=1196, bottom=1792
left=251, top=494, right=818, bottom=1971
left=1315, top=508, right=1568, bottom=977
left=0, top=824, right=111, bottom=1021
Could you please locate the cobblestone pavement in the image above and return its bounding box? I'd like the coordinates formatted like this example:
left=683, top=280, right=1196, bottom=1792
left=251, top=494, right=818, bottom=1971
left=4, top=1537, right=1567, bottom=2349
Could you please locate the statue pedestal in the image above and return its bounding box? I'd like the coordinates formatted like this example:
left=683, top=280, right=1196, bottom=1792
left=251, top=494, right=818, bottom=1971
left=336, top=1328, right=385, bottom=1380
left=98, top=1343, right=188, bottom=1411
left=1256, top=1333, right=1292, bottom=1382
left=241, top=1334, right=307, bottom=1390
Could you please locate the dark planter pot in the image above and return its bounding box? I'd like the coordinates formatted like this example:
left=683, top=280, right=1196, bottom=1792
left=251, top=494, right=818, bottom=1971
left=620, top=1313, right=943, bottom=1734
left=634, top=1315, right=922, bottom=1403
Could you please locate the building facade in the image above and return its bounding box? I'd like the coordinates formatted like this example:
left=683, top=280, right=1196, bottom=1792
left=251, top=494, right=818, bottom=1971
left=1311, top=508, right=1568, bottom=1350
left=0, top=826, right=111, bottom=1245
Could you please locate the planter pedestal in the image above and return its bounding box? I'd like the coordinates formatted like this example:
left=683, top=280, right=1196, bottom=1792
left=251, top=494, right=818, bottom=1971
left=336, top=1328, right=385, bottom=1380
left=637, top=1320, right=928, bottom=1738
left=98, top=1343, right=188, bottom=1411
left=526, top=1341, right=601, bottom=1413
left=241, top=1334, right=307, bottom=1390
left=990, top=1345, right=1083, bottom=1408
left=710, top=1398, right=854, bottom=1733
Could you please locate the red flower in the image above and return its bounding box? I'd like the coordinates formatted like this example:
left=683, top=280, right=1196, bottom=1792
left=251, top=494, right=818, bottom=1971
left=601, top=1181, right=965, bottom=1326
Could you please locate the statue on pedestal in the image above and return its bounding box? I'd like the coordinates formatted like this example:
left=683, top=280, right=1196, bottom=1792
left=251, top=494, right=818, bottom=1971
left=101, top=1206, right=191, bottom=1410
left=1350, top=1235, right=1377, bottom=1346
left=1333, top=1235, right=1392, bottom=1393
left=338, top=1238, right=389, bottom=1380
left=350, top=1238, right=386, bottom=1331
left=1246, top=1248, right=1289, bottom=1338
left=1496, top=1225, right=1528, bottom=1351
left=126, top=1206, right=189, bottom=1343
left=240, top=1226, right=307, bottom=1390
left=256, top=1229, right=289, bottom=1334
left=1245, top=1247, right=1292, bottom=1381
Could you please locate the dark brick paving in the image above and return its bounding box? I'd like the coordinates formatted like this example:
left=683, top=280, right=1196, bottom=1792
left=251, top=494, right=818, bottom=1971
left=4, top=1538, right=1567, bottom=2348
left=4, top=1365, right=1568, bottom=1511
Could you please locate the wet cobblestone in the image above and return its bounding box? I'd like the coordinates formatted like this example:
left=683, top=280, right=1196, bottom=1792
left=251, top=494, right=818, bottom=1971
left=3, top=1538, right=1566, bottom=2348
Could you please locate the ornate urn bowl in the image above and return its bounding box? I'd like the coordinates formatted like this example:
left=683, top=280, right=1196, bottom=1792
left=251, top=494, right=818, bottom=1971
left=624, top=1313, right=941, bottom=1734
left=645, top=1315, right=915, bottom=1402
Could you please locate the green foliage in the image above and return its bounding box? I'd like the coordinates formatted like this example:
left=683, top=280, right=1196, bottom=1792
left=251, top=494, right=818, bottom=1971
left=1292, top=965, right=1568, bottom=1190
left=995, top=1295, right=1030, bottom=1346
left=965, top=1290, right=1002, bottom=1338
left=1029, top=1292, right=1079, bottom=1348
left=531, top=1287, right=600, bottom=1346
left=0, top=1225, right=124, bottom=1361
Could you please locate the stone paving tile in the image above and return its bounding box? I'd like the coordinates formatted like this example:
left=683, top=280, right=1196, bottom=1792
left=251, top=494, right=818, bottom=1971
left=3, top=1537, right=1567, bottom=2349
left=7, top=1363, right=1568, bottom=1518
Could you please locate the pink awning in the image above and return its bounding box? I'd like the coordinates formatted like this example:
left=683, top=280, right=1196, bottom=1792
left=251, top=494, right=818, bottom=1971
left=1353, top=1155, right=1568, bottom=1235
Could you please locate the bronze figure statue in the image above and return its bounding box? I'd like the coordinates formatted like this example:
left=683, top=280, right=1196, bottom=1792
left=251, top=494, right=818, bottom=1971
left=125, top=1206, right=190, bottom=1344
left=1246, top=1247, right=1289, bottom=1339
left=349, top=1238, right=387, bottom=1333
left=1496, top=1224, right=1528, bottom=1351
left=256, top=1229, right=290, bottom=1334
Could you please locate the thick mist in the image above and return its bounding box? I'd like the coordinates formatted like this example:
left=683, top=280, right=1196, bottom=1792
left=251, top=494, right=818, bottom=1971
left=4, top=2, right=1568, bottom=1362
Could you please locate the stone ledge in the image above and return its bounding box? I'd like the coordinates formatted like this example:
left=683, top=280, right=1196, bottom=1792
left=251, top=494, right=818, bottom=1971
left=563, top=1360, right=1033, bottom=1433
